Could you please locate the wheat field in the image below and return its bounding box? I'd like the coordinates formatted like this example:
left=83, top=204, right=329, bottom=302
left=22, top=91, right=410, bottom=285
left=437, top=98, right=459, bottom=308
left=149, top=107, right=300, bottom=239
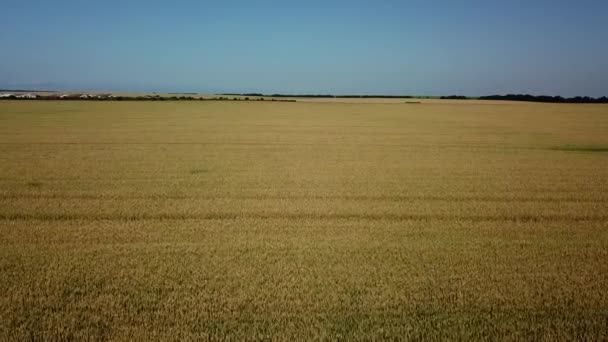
left=0, top=100, right=607, bottom=340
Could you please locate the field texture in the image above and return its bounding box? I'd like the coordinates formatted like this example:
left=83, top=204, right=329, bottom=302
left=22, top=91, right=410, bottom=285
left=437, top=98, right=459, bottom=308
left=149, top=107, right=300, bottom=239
left=1, top=100, right=607, bottom=340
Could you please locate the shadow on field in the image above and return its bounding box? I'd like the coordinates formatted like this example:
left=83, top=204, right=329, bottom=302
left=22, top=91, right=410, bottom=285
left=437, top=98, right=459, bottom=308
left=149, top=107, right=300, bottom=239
left=1, top=212, right=607, bottom=223
left=550, top=145, right=608, bottom=153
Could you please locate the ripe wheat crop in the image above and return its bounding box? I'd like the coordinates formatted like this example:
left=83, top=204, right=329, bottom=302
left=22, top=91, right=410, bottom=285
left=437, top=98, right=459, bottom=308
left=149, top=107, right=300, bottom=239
left=1, top=100, right=607, bottom=340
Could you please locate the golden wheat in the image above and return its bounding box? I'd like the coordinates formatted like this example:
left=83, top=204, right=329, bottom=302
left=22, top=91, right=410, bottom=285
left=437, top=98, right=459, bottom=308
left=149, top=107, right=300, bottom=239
left=1, top=100, right=607, bottom=340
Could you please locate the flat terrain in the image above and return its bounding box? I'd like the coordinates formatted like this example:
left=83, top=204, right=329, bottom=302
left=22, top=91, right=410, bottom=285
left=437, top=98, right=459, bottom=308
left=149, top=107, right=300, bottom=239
left=1, top=100, right=607, bottom=340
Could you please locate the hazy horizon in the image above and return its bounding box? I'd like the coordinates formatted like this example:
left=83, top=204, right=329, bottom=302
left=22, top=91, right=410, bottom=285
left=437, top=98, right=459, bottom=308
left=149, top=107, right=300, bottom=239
left=2, top=1, right=607, bottom=97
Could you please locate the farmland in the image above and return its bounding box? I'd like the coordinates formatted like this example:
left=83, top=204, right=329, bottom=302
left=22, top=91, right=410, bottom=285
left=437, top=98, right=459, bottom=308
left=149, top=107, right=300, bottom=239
left=0, top=99, right=607, bottom=340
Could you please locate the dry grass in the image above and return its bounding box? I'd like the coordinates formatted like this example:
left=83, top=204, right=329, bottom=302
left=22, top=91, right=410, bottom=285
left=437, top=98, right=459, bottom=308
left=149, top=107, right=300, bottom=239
left=1, top=100, right=607, bottom=340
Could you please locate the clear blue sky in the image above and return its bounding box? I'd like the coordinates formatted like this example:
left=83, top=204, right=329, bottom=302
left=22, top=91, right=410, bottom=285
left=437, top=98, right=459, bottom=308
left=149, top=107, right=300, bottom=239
left=1, top=0, right=607, bottom=96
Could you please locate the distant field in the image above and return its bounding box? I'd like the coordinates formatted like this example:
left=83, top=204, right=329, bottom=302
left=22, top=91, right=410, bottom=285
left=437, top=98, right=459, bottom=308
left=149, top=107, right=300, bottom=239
left=1, top=100, right=607, bottom=340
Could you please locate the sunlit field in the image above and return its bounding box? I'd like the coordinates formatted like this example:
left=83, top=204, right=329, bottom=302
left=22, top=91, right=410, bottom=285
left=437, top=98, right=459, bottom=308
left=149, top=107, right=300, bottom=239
left=1, top=100, right=607, bottom=340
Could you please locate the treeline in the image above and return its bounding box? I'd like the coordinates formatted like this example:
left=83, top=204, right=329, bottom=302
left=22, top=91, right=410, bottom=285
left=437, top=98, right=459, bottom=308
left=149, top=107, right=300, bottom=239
left=479, top=94, right=608, bottom=103
left=440, top=94, right=608, bottom=103
left=222, top=93, right=419, bottom=99
left=440, top=96, right=469, bottom=100
left=0, top=95, right=296, bottom=102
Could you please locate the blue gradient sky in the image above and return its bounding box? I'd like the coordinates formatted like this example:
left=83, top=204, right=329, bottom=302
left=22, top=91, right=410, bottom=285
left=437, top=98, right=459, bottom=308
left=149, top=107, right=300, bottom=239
left=1, top=0, right=607, bottom=96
